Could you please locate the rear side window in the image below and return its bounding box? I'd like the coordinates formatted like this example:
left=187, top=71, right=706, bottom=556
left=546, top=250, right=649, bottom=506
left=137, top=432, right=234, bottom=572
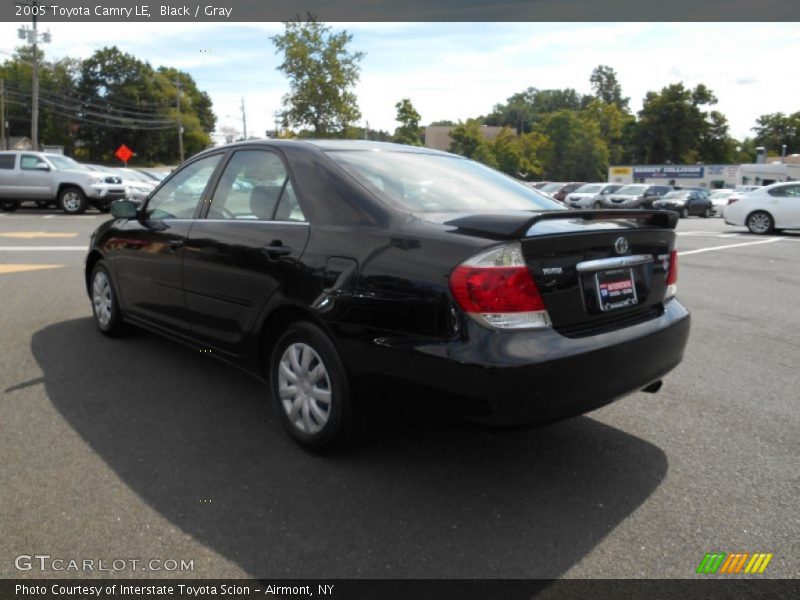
left=768, top=185, right=800, bottom=198
left=208, top=149, right=306, bottom=222
left=0, top=155, right=14, bottom=169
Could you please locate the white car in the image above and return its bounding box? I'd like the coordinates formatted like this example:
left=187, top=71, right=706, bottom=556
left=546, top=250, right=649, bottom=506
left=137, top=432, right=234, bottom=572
left=708, top=189, right=734, bottom=216
left=724, top=182, right=800, bottom=234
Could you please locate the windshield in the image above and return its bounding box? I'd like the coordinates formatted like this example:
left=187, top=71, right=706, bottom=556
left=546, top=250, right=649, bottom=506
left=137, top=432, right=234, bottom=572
left=615, top=185, right=647, bottom=195
left=46, top=155, right=84, bottom=170
left=328, top=151, right=564, bottom=214
left=574, top=184, right=603, bottom=194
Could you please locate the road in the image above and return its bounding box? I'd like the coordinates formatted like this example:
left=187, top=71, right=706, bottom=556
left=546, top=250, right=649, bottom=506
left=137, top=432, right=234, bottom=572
left=1, top=207, right=798, bottom=579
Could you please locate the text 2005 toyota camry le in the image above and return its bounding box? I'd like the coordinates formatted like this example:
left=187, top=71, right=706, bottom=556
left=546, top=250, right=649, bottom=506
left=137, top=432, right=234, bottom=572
left=85, top=140, right=690, bottom=450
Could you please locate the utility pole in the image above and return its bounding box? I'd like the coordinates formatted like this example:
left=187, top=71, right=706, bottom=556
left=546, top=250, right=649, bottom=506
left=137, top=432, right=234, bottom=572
left=240, top=97, right=247, bottom=139
left=1, top=79, right=5, bottom=150
left=175, top=79, right=184, bottom=163
left=17, top=1, right=50, bottom=150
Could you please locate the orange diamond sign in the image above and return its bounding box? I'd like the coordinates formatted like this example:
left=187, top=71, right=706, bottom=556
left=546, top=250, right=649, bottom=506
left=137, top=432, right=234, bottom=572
left=115, top=144, right=133, bottom=164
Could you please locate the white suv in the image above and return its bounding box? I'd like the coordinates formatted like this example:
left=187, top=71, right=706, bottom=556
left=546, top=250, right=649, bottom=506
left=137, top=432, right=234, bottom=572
left=0, top=151, right=126, bottom=214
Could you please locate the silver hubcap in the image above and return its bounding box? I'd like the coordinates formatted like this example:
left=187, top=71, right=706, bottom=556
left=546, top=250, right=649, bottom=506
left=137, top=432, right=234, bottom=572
left=749, top=214, right=770, bottom=233
left=63, top=192, right=81, bottom=212
left=278, top=343, right=332, bottom=434
left=92, top=271, right=113, bottom=327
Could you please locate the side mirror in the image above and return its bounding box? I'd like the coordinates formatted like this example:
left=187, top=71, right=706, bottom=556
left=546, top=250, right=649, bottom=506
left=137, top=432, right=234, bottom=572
left=110, top=200, right=139, bottom=219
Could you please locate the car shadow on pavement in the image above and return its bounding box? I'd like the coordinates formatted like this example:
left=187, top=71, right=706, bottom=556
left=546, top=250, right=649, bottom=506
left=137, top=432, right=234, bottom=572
left=31, top=318, right=668, bottom=579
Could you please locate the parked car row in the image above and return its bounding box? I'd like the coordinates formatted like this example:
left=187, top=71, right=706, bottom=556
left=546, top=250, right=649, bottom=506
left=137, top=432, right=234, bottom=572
left=0, top=150, right=171, bottom=214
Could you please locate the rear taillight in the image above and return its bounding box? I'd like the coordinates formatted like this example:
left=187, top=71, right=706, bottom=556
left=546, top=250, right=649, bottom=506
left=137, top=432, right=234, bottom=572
left=449, top=243, right=551, bottom=330
left=665, top=249, right=678, bottom=299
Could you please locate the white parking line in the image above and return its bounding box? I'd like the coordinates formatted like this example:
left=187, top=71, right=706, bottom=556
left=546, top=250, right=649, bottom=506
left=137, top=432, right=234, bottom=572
left=0, top=246, right=86, bottom=251
left=679, top=238, right=785, bottom=256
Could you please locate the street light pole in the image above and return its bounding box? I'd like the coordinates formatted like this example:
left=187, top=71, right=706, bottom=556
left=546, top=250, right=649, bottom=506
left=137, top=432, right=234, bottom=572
left=17, top=0, right=50, bottom=150
left=175, top=80, right=184, bottom=163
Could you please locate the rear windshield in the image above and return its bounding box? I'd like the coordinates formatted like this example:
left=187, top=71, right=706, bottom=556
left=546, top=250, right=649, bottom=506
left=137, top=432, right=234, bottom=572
left=328, top=151, right=564, bottom=214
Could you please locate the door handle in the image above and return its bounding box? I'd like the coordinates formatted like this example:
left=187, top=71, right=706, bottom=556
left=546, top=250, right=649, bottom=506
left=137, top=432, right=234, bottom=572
left=262, top=241, right=291, bottom=257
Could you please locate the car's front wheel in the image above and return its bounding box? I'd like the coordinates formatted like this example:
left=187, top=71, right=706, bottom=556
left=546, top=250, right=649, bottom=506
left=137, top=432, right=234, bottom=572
left=702, top=207, right=711, bottom=218
left=592, top=201, right=603, bottom=209
left=746, top=210, right=774, bottom=235
left=59, top=187, right=87, bottom=214
left=270, top=321, right=360, bottom=451
left=681, top=207, right=689, bottom=218
left=90, top=262, right=127, bottom=336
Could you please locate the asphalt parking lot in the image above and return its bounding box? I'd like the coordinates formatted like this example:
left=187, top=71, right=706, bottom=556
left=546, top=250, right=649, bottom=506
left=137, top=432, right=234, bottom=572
left=1, top=208, right=798, bottom=579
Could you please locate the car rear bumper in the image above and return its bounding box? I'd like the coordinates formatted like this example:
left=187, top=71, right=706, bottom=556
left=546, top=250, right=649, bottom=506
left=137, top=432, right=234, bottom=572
left=337, top=299, right=690, bottom=425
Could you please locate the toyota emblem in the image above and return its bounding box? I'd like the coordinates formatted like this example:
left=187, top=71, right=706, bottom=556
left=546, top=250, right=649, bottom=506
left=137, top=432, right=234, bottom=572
left=614, top=237, right=629, bottom=255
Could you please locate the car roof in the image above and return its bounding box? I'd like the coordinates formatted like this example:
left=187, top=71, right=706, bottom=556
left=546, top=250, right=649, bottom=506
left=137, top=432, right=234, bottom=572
left=197, top=138, right=455, bottom=158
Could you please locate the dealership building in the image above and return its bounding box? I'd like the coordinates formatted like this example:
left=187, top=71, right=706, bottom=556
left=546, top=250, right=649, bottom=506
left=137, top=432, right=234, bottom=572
left=609, top=157, right=800, bottom=188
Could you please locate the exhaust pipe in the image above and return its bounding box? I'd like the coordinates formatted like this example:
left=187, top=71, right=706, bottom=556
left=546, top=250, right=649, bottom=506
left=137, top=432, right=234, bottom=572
left=641, top=380, right=663, bottom=394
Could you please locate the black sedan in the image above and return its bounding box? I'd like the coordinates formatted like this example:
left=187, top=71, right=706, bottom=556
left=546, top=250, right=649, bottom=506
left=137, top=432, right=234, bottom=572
left=653, top=190, right=713, bottom=218
left=86, top=140, right=690, bottom=450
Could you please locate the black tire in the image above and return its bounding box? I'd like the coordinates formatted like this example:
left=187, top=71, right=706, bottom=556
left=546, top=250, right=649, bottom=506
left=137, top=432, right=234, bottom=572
left=59, top=187, right=87, bottom=214
left=90, top=262, right=128, bottom=336
left=746, top=210, right=774, bottom=235
left=0, top=199, right=19, bottom=212
left=269, top=321, right=361, bottom=451
left=702, top=207, right=711, bottom=218
left=681, top=207, right=689, bottom=218
left=592, top=201, right=603, bottom=209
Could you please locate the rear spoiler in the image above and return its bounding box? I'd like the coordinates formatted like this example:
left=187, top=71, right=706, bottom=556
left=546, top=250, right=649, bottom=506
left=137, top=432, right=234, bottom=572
left=444, top=209, right=678, bottom=240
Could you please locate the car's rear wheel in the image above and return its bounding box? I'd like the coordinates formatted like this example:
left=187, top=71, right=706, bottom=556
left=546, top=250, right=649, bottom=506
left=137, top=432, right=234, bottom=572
left=269, top=321, right=360, bottom=451
left=746, top=211, right=774, bottom=235
left=59, top=187, right=87, bottom=214
left=90, top=262, right=127, bottom=336
left=0, top=200, right=19, bottom=212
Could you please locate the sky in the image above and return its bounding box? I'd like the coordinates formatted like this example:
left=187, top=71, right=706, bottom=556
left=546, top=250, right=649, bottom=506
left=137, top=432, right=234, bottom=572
left=1, top=21, right=799, bottom=149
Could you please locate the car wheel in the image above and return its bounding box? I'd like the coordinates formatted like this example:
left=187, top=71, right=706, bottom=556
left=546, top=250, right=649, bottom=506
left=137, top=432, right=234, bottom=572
left=592, top=201, right=603, bottom=209
left=90, top=262, right=127, bottom=336
left=59, top=187, right=87, bottom=214
left=0, top=200, right=19, bottom=212
left=270, top=321, right=360, bottom=451
left=746, top=211, right=774, bottom=235
left=681, top=207, right=689, bottom=218
left=702, top=207, right=711, bottom=218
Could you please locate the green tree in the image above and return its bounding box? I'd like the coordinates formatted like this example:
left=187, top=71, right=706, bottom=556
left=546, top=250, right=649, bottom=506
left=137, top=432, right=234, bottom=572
left=491, top=127, right=526, bottom=176
left=393, top=98, right=422, bottom=146
left=271, top=17, right=364, bottom=136
left=752, top=112, right=800, bottom=156
left=581, top=99, right=634, bottom=165
left=535, top=109, right=608, bottom=181
left=0, top=47, right=80, bottom=151
left=448, top=118, right=486, bottom=158
left=632, top=82, right=720, bottom=164
left=590, top=65, right=629, bottom=111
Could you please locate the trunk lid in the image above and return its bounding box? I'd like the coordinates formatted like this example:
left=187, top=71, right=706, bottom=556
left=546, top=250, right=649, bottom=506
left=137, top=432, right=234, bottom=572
left=445, top=210, right=677, bottom=336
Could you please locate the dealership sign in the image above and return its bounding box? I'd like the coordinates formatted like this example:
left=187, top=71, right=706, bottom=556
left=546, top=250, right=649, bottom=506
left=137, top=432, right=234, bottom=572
left=633, top=166, right=704, bottom=178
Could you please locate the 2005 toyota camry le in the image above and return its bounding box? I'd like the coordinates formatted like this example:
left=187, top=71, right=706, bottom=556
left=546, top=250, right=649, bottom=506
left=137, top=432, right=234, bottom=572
left=85, top=140, right=690, bottom=450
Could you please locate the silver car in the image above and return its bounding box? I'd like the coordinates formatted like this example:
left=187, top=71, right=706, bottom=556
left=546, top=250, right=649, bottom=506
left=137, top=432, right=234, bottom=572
left=566, top=183, right=622, bottom=209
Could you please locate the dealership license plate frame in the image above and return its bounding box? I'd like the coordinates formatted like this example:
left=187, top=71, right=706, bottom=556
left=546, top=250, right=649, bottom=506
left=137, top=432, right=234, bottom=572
left=595, top=268, right=638, bottom=312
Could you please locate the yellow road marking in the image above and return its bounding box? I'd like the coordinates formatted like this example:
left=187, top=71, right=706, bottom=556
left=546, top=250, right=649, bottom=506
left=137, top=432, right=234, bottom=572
left=0, top=231, right=79, bottom=239
left=0, top=264, right=64, bottom=274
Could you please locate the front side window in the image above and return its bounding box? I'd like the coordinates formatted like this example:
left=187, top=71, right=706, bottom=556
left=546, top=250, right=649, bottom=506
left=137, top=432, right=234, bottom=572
left=20, top=155, right=49, bottom=170
left=328, top=151, right=563, bottom=214
left=208, top=149, right=305, bottom=221
left=145, top=154, right=222, bottom=220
